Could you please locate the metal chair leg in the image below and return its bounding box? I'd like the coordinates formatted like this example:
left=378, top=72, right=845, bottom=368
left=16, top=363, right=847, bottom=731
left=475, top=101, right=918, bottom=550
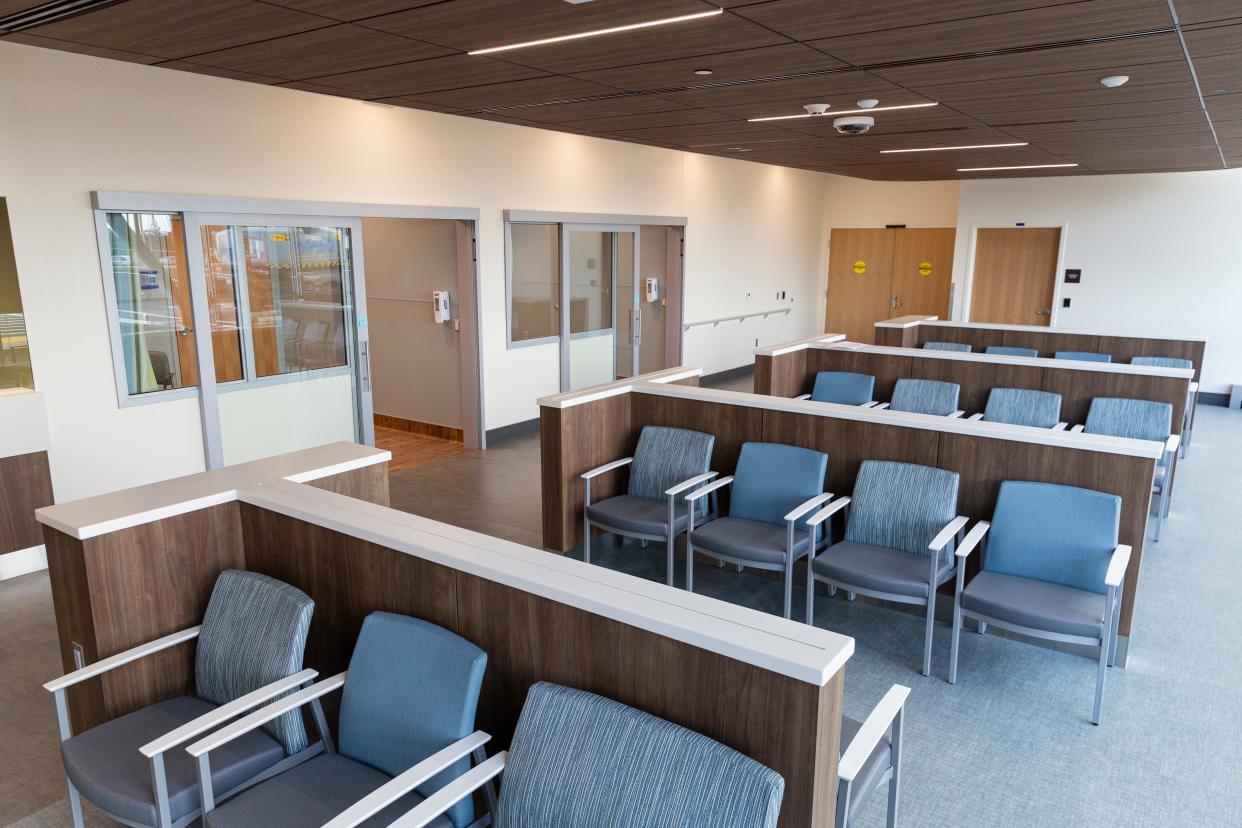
left=806, top=568, right=815, bottom=626
left=665, top=532, right=675, bottom=587
left=66, top=777, right=84, bottom=828
left=685, top=542, right=694, bottom=593
left=922, top=590, right=937, bottom=677
left=583, top=518, right=592, bottom=564
left=887, top=708, right=903, bottom=828
left=783, top=562, right=793, bottom=619
left=977, top=621, right=987, bottom=635
left=846, top=591, right=856, bottom=602
left=949, top=597, right=962, bottom=685
left=1092, top=634, right=1108, bottom=725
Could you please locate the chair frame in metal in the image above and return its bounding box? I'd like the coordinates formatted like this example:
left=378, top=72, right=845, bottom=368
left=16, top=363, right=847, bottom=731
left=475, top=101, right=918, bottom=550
left=837, top=685, right=909, bottom=828
left=1071, top=424, right=1179, bottom=542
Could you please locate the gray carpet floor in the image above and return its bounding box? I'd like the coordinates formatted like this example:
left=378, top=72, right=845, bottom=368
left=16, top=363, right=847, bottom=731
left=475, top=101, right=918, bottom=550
left=4, top=398, right=1239, bottom=827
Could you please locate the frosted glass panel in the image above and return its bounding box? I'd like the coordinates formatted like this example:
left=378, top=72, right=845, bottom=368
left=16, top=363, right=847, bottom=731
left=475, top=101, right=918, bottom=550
left=218, top=372, right=356, bottom=465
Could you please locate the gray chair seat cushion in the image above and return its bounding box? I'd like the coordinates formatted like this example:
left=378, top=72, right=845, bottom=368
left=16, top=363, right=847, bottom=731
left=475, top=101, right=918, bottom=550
left=203, top=753, right=450, bottom=828
left=586, top=495, right=689, bottom=536
left=839, top=714, right=892, bottom=822
left=813, top=541, right=949, bottom=598
left=61, top=696, right=284, bottom=826
left=690, top=517, right=811, bottom=565
left=961, top=571, right=1107, bottom=639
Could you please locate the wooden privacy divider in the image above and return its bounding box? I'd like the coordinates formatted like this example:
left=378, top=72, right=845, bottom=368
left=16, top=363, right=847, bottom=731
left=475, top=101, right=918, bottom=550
left=754, top=341, right=1194, bottom=430
left=540, top=382, right=1162, bottom=645
left=875, top=316, right=1207, bottom=381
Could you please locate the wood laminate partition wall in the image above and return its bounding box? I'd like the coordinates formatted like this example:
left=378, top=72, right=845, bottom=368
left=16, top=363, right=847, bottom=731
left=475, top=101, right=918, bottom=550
left=541, top=383, right=1161, bottom=643
left=875, top=317, right=1207, bottom=381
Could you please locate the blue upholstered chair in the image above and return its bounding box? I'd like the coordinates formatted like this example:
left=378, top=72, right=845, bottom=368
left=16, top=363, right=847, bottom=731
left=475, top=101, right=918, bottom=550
left=582, top=425, right=717, bottom=586
left=806, top=460, right=965, bottom=676
left=968, top=387, right=1066, bottom=429
left=949, top=482, right=1131, bottom=725
left=922, top=341, right=971, bottom=352
left=796, top=370, right=877, bottom=406
left=877, top=378, right=964, bottom=417
left=1054, top=350, right=1112, bottom=363
left=1132, top=355, right=1196, bottom=456
left=837, top=685, right=910, bottom=828
left=683, top=442, right=830, bottom=618
left=377, top=681, right=786, bottom=828
left=44, top=570, right=316, bottom=828
left=190, top=612, right=488, bottom=828
left=985, top=345, right=1039, bottom=358
left=1075, top=397, right=1177, bottom=541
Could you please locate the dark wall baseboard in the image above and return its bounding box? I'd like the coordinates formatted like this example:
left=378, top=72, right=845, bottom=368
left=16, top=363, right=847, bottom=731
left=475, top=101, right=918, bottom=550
left=486, top=417, right=541, bottom=446
left=1199, top=392, right=1230, bottom=407
left=701, top=364, right=754, bottom=386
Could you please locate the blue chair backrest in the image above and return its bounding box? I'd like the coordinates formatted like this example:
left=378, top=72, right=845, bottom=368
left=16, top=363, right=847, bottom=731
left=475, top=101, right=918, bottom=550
left=923, top=341, right=971, bottom=352
left=890, top=378, right=960, bottom=416
left=983, top=387, right=1062, bottom=428
left=196, top=570, right=314, bottom=755
left=985, top=481, right=1120, bottom=594
left=1055, top=351, right=1111, bottom=363
left=495, top=682, right=784, bottom=828
left=845, top=461, right=960, bottom=563
left=1131, top=355, right=1193, bottom=370
left=338, top=612, right=487, bottom=828
left=985, top=345, right=1039, bottom=358
left=1084, top=397, right=1173, bottom=443
left=730, top=442, right=827, bottom=532
left=628, top=426, right=715, bottom=506
left=810, top=371, right=875, bottom=405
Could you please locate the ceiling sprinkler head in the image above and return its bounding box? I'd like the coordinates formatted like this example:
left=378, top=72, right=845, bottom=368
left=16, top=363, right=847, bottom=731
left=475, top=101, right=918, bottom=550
left=1100, top=75, right=1129, bottom=88
left=856, top=98, right=879, bottom=108
left=803, top=103, right=831, bottom=116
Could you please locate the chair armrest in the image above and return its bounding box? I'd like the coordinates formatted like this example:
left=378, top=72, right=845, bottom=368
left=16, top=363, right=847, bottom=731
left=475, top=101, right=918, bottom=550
left=390, top=752, right=508, bottom=828
left=684, top=476, right=733, bottom=503
left=1105, top=545, right=1132, bottom=588
left=807, top=496, right=851, bottom=528
left=323, top=732, right=491, bottom=828
left=861, top=400, right=879, bottom=408
left=955, top=521, right=990, bottom=559
left=581, top=457, right=632, bottom=480
left=949, top=410, right=965, bottom=418
left=874, top=402, right=890, bottom=410
left=795, top=393, right=811, bottom=400
left=967, top=413, right=984, bottom=421
left=665, top=471, right=718, bottom=497
left=784, top=492, right=834, bottom=523
left=1166, top=434, right=1181, bottom=453
left=185, top=672, right=347, bottom=758
left=1070, top=424, right=1084, bottom=433
left=44, top=626, right=201, bottom=693
left=928, top=516, right=969, bottom=553
left=139, top=668, right=317, bottom=758
left=839, top=685, right=911, bottom=784
left=1053, top=422, right=1068, bottom=431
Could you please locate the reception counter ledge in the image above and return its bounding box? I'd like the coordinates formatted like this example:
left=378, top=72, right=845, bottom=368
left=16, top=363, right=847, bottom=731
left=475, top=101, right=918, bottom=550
left=38, top=443, right=851, bottom=828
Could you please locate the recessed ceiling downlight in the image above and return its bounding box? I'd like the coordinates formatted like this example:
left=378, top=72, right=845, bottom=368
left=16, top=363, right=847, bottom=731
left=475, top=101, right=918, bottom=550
left=1100, top=75, right=1130, bottom=88
left=694, top=68, right=713, bottom=76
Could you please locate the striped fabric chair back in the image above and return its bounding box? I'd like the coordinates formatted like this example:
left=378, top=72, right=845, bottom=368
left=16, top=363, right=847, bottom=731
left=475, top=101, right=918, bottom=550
left=845, top=460, right=960, bottom=563
left=985, top=345, right=1039, bottom=357
left=1084, top=397, right=1173, bottom=443
left=983, top=387, right=1062, bottom=428
left=810, top=371, right=875, bottom=405
left=923, top=341, right=971, bottom=352
left=890, top=378, right=960, bottom=416
left=495, top=682, right=784, bottom=828
left=628, top=426, right=715, bottom=502
left=195, top=570, right=314, bottom=755
left=1131, top=355, right=1193, bottom=370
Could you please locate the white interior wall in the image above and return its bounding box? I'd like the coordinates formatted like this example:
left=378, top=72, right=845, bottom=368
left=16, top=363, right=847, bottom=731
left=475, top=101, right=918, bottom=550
left=951, top=170, right=1242, bottom=393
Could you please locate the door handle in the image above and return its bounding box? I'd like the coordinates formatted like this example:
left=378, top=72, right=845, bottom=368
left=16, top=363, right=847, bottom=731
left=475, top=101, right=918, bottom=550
left=1036, top=309, right=1052, bottom=316
left=177, top=327, right=194, bottom=336
left=890, top=294, right=903, bottom=310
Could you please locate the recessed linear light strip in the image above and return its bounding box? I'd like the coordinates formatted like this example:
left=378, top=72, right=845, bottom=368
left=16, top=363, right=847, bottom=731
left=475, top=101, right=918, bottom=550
left=957, top=164, right=1079, bottom=172
left=468, top=8, right=724, bottom=55
left=881, top=142, right=1029, bottom=154
left=748, top=102, right=938, bottom=122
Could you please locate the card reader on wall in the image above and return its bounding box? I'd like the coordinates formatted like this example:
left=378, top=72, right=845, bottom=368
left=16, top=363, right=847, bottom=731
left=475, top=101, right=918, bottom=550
left=433, top=290, right=451, bottom=323
left=645, top=277, right=659, bottom=303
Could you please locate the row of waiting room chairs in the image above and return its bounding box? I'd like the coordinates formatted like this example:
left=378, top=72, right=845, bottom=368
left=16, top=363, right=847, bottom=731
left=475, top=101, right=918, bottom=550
left=583, top=427, right=1130, bottom=724
left=798, top=371, right=1179, bottom=540
left=44, top=569, right=909, bottom=828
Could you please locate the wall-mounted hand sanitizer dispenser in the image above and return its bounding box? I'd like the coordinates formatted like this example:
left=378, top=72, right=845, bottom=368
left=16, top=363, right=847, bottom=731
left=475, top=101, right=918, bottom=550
left=644, top=277, right=659, bottom=303
left=433, top=290, right=451, bottom=323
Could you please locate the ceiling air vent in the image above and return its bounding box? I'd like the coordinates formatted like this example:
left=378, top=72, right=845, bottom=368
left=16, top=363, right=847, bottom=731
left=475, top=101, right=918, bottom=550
left=0, top=0, right=123, bottom=32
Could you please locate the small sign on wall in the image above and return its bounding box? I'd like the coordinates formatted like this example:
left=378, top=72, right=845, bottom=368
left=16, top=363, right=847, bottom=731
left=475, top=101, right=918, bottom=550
left=1064, top=268, right=1082, bottom=284
left=853, top=260, right=867, bottom=274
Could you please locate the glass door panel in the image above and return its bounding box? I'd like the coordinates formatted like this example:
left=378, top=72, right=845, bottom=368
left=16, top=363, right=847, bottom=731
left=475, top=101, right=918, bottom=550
left=562, top=225, right=636, bottom=391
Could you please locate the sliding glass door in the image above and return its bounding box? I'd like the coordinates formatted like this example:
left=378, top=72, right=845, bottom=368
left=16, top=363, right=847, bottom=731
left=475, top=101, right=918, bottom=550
left=560, top=224, right=638, bottom=391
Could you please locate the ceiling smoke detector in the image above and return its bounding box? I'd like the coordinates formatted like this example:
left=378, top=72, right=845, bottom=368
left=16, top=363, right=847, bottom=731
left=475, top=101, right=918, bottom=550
left=856, top=98, right=879, bottom=108
left=803, top=103, right=831, bottom=116
left=1100, top=75, right=1129, bottom=87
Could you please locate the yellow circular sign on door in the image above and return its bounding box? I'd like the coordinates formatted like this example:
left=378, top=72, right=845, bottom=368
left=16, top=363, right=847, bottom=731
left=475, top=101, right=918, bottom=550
left=853, top=260, right=867, bottom=274
left=918, top=261, right=933, bottom=276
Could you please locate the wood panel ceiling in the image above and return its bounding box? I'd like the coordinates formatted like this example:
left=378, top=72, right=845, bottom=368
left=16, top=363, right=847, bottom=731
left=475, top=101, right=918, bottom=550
left=2, top=0, right=1238, bottom=179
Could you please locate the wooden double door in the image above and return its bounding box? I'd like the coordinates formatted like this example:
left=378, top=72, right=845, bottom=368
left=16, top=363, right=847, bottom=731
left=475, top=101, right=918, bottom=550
left=826, top=228, right=956, bottom=343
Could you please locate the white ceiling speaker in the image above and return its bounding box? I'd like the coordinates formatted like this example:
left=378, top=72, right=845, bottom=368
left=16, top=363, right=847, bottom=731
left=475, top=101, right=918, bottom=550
left=856, top=98, right=879, bottom=108
left=1100, top=75, right=1130, bottom=87
left=834, top=115, right=875, bottom=135
left=803, top=103, right=832, bottom=115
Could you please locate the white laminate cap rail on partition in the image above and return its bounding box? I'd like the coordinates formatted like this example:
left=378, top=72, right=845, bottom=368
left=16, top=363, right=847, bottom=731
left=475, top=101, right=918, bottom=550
left=241, top=479, right=854, bottom=687
left=629, top=381, right=1165, bottom=459
left=885, top=318, right=1208, bottom=342
left=873, top=315, right=939, bottom=329
left=0, top=388, right=51, bottom=459
left=536, top=366, right=704, bottom=410
left=753, top=333, right=847, bottom=357
left=34, top=442, right=391, bottom=541
left=816, top=343, right=1195, bottom=379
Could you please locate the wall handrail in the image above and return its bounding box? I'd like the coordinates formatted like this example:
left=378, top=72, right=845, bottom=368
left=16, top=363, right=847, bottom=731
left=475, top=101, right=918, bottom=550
left=683, top=307, right=791, bottom=331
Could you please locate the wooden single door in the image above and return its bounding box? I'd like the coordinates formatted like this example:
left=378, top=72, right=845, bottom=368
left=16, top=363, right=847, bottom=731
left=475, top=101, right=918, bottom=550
left=970, top=227, right=1061, bottom=325
left=165, top=217, right=199, bottom=387
left=825, top=228, right=894, bottom=343
left=890, top=228, right=955, bottom=319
